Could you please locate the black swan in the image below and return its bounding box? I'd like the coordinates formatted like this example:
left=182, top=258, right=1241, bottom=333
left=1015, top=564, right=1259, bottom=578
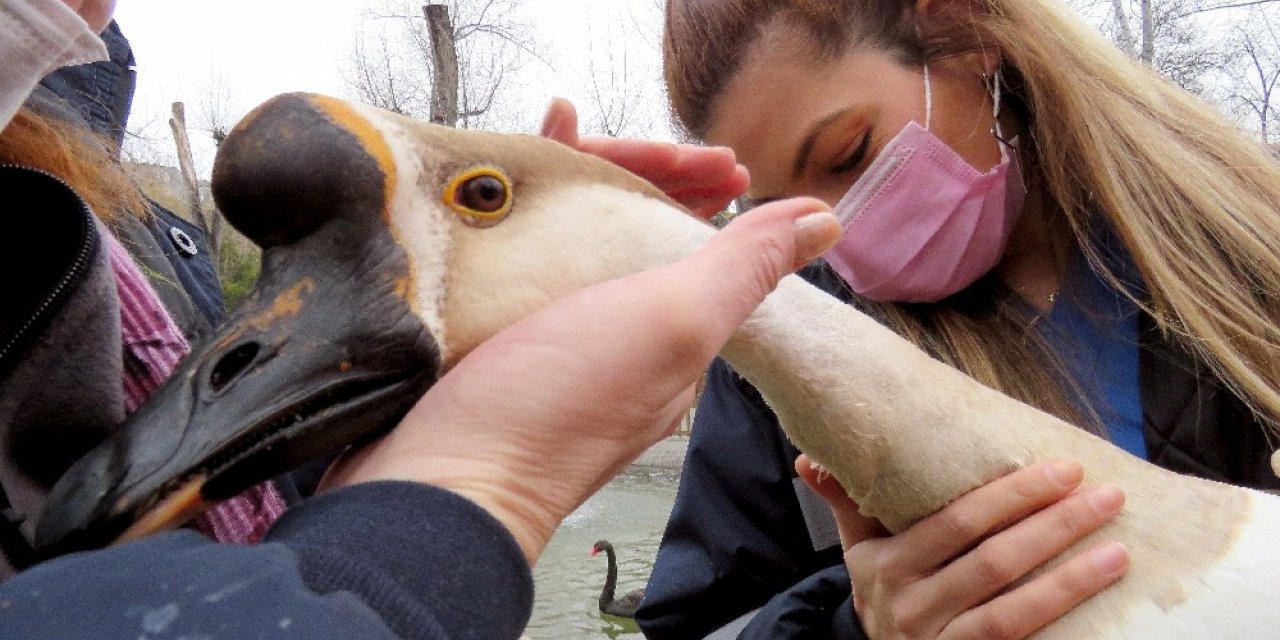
left=590, top=540, right=645, bottom=618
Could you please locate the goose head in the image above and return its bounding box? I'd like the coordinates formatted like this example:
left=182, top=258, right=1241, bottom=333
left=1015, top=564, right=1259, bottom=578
left=35, top=93, right=713, bottom=555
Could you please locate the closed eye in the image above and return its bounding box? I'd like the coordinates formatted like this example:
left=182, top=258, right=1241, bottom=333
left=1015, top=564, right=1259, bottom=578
left=830, top=130, right=872, bottom=176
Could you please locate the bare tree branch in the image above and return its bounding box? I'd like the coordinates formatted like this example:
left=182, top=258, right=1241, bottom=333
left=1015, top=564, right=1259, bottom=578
left=1175, top=0, right=1280, bottom=18
left=1224, top=10, right=1280, bottom=142
left=342, top=0, right=538, bottom=130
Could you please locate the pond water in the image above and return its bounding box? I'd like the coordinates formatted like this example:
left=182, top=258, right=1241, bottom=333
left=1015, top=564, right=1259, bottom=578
left=523, top=466, right=680, bottom=639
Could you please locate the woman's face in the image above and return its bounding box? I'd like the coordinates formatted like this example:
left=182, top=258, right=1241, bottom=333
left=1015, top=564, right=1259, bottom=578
left=705, top=32, right=1003, bottom=209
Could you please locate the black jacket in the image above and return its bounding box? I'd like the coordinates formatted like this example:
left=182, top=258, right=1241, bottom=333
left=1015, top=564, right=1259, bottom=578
left=636, top=263, right=1280, bottom=639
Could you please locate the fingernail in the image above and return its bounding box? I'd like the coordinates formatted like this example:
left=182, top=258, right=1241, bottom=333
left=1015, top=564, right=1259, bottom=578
left=1090, top=542, right=1128, bottom=576
left=1045, top=460, right=1083, bottom=488
left=809, top=459, right=831, bottom=483
left=1086, top=485, right=1125, bottom=515
left=794, top=211, right=840, bottom=266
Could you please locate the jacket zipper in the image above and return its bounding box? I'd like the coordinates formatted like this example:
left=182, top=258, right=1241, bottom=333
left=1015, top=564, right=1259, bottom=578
left=0, top=164, right=99, bottom=367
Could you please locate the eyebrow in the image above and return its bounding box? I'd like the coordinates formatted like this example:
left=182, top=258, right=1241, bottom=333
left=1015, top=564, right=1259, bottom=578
left=792, top=108, right=856, bottom=182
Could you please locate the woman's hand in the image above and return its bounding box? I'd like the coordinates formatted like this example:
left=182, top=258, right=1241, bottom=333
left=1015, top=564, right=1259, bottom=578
left=796, top=456, right=1129, bottom=639
left=322, top=197, right=839, bottom=565
left=539, top=97, right=750, bottom=218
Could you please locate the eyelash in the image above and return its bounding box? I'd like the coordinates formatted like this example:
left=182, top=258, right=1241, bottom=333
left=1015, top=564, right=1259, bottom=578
left=830, top=131, right=872, bottom=175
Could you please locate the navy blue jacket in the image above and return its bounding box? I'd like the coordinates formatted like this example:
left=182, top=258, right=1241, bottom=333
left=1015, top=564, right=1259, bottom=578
left=0, top=482, right=534, bottom=639
left=637, top=263, right=1280, bottom=639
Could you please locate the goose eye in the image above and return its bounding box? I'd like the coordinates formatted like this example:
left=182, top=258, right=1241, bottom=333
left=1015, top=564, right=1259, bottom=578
left=461, top=176, right=505, bottom=211
left=444, top=167, right=513, bottom=227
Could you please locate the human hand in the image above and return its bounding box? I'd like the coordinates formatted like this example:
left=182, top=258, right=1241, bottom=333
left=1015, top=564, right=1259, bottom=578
left=60, top=0, right=116, bottom=32
left=796, top=455, right=1129, bottom=639
left=322, top=197, right=839, bottom=565
left=539, top=97, right=750, bottom=218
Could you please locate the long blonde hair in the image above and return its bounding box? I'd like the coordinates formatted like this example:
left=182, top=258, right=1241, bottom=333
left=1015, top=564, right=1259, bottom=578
left=666, top=0, right=1280, bottom=437
left=979, top=0, right=1280, bottom=435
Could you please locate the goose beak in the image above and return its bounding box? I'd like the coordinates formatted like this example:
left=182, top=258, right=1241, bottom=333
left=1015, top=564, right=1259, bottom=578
left=35, top=93, right=441, bottom=556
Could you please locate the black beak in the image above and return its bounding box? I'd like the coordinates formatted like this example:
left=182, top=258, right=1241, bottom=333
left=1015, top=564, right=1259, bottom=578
left=35, top=94, right=440, bottom=556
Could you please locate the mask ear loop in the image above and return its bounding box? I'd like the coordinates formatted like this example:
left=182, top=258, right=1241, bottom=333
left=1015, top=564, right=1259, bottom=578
left=989, top=69, right=1013, bottom=150
left=917, top=22, right=933, bottom=130
left=988, top=69, right=1028, bottom=194
left=923, top=63, right=934, bottom=130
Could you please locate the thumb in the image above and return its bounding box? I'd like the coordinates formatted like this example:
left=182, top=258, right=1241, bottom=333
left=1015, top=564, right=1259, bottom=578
left=795, top=454, right=889, bottom=548
left=681, top=197, right=839, bottom=337
left=539, top=97, right=580, bottom=146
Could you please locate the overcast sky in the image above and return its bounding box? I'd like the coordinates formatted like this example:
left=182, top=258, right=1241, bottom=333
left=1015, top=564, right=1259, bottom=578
left=108, top=1, right=1275, bottom=175
left=113, top=0, right=671, bottom=175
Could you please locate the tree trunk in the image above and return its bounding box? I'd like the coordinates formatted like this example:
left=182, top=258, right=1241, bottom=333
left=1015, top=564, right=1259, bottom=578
left=424, top=4, right=459, bottom=128
left=1140, top=0, right=1156, bottom=64
left=1110, top=0, right=1137, bottom=56
left=169, top=102, right=221, bottom=261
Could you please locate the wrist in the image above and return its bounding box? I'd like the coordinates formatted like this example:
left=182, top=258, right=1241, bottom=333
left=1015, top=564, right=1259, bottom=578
left=332, top=448, right=566, bottom=565
left=414, top=457, right=564, bottom=565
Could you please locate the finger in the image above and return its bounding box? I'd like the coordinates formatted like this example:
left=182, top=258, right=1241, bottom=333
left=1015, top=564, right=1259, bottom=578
left=572, top=137, right=746, bottom=216
left=576, top=136, right=682, bottom=178
left=539, top=97, right=580, bottom=146
left=668, top=166, right=752, bottom=219
left=663, top=144, right=745, bottom=191
left=673, top=198, right=838, bottom=337
left=796, top=454, right=887, bottom=547
left=82, top=0, right=116, bottom=32
left=576, top=138, right=743, bottom=193
left=926, top=484, right=1125, bottom=619
left=941, top=542, right=1129, bottom=640
left=895, top=461, right=1086, bottom=573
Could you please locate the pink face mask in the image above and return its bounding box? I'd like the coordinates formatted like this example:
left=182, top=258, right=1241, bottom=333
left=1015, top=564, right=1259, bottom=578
left=824, top=68, right=1026, bottom=303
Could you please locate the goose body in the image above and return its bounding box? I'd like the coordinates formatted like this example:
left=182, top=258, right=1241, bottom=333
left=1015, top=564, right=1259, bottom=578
left=37, top=94, right=1280, bottom=637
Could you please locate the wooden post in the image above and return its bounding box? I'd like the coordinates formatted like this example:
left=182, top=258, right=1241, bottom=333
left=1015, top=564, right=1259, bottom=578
left=169, top=102, right=221, bottom=262
left=424, top=4, right=460, bottom=127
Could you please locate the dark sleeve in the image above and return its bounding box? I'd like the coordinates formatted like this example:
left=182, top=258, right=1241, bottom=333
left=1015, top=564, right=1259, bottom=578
left=0, top=482, right=534, bottom=640
left=635, top=357, right=851, bottom=639
left=740, top=565, right=866, bottom=639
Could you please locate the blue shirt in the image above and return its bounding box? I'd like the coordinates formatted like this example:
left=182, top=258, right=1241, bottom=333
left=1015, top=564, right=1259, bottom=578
left=1036, top=254, right=1146, bottom=458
